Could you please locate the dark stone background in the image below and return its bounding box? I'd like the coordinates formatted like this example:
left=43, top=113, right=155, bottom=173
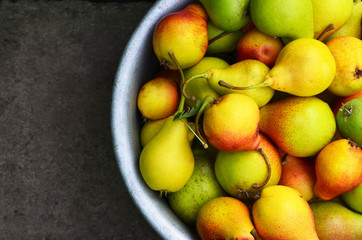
left=0, top=0, right=163, bottom=239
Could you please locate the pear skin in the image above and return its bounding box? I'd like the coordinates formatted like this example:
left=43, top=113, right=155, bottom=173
left=278, top=155, right=317, bottom=202
left=139, top=116, right=194, bottom=193
left=259, top=96, right=336, bottom=157
left=202, top=93, right=260, bottom=152
left=153, top=4, right=208, bottom=70
left=252, top=185, right=319, bottom=240
left=314, top=139, right=362, bottom=200
left=342, top=182, right=362, bottom=213
left=310, top=200, right=362, bottom=240
left=312, top=0, right=353, bottom=41
left=196, top=196, right=255, bottom=240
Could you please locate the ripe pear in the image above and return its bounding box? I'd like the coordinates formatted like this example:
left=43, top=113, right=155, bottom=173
left=311, top=0, right=353, bottom=41
left=196, top=196, right=255, bottom=240
left=220, top=38, right=336, bottom=97
left=167, top=147, right=226, bottom=225
left=326, top=36, right=362, bottom=96
left=278, top=155, right=317, bottom=202
left=199, top=0, right=250, bottom=32
left=314, top=139, right=362, bottom=200
left=310, top=200, right=362, bottom=240
left=215, top=133, right=282, bottom=201
left=139, top=116, right=194, bottom=193
left=336, top=97, right=362, bottom=146
left=202, top=93, right=260, bottom=152
left=185, top=59, right=274, bottom=107
left=324, top=0, right=362, bottom=41
left=207, top=20, right=243, bottom=55
left=250, top=0, right=314, bottom=44
left=342, top=182, right=362, bottom=213
left=252, top=185, right=319, bottom=240
left=259, top=96, right=336, bottom=157
left=153, top=4, right=208, bottom=70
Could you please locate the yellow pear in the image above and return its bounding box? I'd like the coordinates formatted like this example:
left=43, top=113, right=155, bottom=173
left=312, top=0, right=353, bottom=41
left=252, top=185, right=319, bottom=240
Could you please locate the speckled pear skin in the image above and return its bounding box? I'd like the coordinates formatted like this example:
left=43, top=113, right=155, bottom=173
left=152, top=3, right=208, bottom=70
left=259, top=96, right=336, bottom=157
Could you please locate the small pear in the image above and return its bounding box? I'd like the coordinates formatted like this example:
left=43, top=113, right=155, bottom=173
left=314, top=139, right=362, bottom=200
left=202, top=93, right=260, bottom=152
left=153, top=4, right=208, bottom=70
left=252, top=185, right=319, bottom=240
left=199, top=0, right=250, bottom=31
left=310, top=200, right=362, bottom=240
left=324, top=0, right=362, bottom=41
left=167, top=147, right=226, bottom=225
left=259, top=96, right=336, bottom=157
left=311, top=0, right=353, bottom=41
left=342, top=182, right=362, bottom=213
left=139, top=116, right=194, bottom=193
left=196, top=196, right=255, bottom=240
left=140, top=118, right=168, bottom=147
left=250, top=0, right=314, bottom=44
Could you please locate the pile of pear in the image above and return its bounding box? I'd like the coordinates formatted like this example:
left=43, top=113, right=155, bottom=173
left=135, top=0, right=362, bottom=239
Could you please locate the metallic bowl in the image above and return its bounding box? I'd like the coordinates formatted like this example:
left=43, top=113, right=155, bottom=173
left=111, top=0, right=197, bottom=239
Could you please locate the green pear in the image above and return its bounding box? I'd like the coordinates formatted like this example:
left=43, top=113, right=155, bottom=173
left=325, top=0, right=362, bottom=42
left=199, top=0, right=250, bottom=32
left=259, top=96, right=336, bottom=157
left=342, top=182, right=362, bottom=213
left=250, top=0, right=314, bottom=44
left=336, top=97, right=362, bottom=147
left=167, top=147, right=226, bottom=225
left=310, top=200, right=362, bottom=239
left=207, top=20, right=244, bottom=55
left=139, top=116, right=194, bottom=193
left=312, top=0, right=353, bottom=41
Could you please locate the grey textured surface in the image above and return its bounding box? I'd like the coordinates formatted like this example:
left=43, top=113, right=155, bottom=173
left=0, top=0, right=162, bottom=239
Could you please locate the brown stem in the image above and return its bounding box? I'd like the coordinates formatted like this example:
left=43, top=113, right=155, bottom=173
left=251, top=228, right=263, bottom=240
left=208, top=31, right=232, bottom=45
left=316, top=24, right=335, bottom=41
left=218, top=78, right=273, bottom=91
left=252, top=147, right=271, bottom=189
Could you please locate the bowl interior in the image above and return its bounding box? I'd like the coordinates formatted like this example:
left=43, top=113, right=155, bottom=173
left=111, top=0, right=197, bottom=239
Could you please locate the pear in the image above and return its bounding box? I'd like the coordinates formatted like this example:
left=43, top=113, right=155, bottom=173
left=342, top=182, right=362, bottom=213
left=259, top=96, right=336, bottom=157
left=250, top=0, right=314, bottom=44
left=167, top=147, right=226, bottom=225
left=196, top=196, right=255, bottom=240
left=219, top=38, right=336, bottom=97
left=140, top=118, right=168, bottom=147
left=184, top=59, right=274, bottom=107
left=278, top=155, right=317, bottom=202
left=199, top=0, right=250, bottom=32
left=153, top=4, right=208, bottom=70
left=326, top=36, right=362, bottom=96
left=324, top=0, right=362, bottom=41
left=207, top=20, right=243, bottom=55
left=252, top=185, right=319, bottom=240
left=202, top=93, right=260, bottom=152
left=215, top=133, right=282, bottom=201
left=336, top=97, right=362, bottom=146
left=310, top=200, right=362, bottom=240
left=311, top=0, right=353, bottom=41
left=314, top=139, right=362, bottom=200
left=139, top=116, right=194, bottom=193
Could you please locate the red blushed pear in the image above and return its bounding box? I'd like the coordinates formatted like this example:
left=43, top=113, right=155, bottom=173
left=236, top=28, right=284, bottom=68
left=202, top=93, right=260, bottom=152
left=152, top=4, right=208, bottom=70
left=196, top=196, right=255, bottom=240
left=314, top=139, right=362, bottom=200
left=278, top=155, right=317, bottom=202
left=331, top=89, right=362, bottom=116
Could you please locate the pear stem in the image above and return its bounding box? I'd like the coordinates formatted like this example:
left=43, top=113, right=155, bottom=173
left=180, top=119, right=208, bottom=148
left=218, top=78, right=273, bottom=91
left=168, top=51, right=186, bottom=113
left=316, top=24, right=335, bottom=41
left=252, top=147, right=271, bottom=189
left=250, top=229, right=262, bottom=240
left=182, top=73, right=210, bottom=102
left=208, top=31, right=232, bottom=45
left=195, top=96, right=215, bottom=149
